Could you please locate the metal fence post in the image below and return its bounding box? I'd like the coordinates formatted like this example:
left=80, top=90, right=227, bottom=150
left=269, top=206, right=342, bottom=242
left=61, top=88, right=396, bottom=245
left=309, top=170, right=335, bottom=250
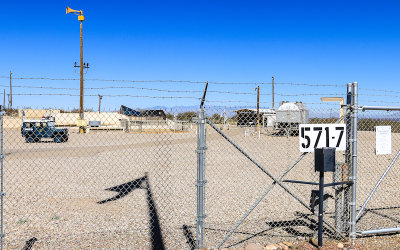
left=333, top=162, right=343, bottom=233
left=196, top=108, right=206, bottom=249
left=350, top=82, right=358, bottom=240
left=342, top=83, right=352, bottom=234
left=0, top=106, right=5, bottom=250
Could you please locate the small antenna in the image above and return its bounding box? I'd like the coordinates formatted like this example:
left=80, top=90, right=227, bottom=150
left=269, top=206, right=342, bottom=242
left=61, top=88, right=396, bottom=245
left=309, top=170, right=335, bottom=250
left=200, top=81, right=209, bottom=109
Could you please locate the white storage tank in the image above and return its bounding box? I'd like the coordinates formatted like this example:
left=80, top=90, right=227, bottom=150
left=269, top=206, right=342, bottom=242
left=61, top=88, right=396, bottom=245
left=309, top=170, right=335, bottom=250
left=275, top=101, right=309, bottom=135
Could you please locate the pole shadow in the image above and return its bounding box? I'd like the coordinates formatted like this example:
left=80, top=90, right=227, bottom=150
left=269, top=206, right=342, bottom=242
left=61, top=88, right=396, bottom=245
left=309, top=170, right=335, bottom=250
left=97, top=173, right=165, bottom=250
left=97, top=176, right=147, bottom=204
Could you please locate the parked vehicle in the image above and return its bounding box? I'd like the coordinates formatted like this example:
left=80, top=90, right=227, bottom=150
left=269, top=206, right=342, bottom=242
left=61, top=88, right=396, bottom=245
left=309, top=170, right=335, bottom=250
left=21, top=119, right=69, bottom=143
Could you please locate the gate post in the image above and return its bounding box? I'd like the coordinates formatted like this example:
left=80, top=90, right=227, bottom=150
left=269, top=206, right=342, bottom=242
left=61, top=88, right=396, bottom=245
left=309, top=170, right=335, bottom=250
left=196, top=108, right=207, bottom=249
left=349, top=82, right=358, bottom=240
left=342, top=83, right=352, bottom=234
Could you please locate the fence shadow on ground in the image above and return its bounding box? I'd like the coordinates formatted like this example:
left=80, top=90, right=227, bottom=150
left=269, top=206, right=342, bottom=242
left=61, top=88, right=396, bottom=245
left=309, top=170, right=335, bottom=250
left=22, top=237, right=37, bottom=250
left=357, top=206, right=400, bottom=224
left=223, top=212, right=340, bottom=248
left=182, top=224, right=196, bottom=250
left=97, top=173, right=165, bottom=250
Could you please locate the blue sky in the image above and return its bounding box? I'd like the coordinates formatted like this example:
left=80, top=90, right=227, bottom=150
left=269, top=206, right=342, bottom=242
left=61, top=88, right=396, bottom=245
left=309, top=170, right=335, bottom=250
left=1, top=1, right=400, bottom=110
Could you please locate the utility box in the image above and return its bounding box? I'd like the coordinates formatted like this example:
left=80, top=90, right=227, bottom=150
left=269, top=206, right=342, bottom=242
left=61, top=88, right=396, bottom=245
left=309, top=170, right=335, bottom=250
left=315, top=147, right=336, bottom=172
left=89, top=121, right=101, bottom=127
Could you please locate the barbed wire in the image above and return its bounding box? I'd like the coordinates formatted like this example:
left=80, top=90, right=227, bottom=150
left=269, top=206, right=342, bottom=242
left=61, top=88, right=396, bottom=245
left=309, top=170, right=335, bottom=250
left=0, top=75, right=346, bottom=87
left=358, top=99, right=400, bottom=105
left=12, top=93, right=201, bottom=99
left=0, top=84, right=345, bottom=97
left=11, top=93, right=346, bottom=107
left=359, top=87, right=400, bottom=94
left=0, top=84, right=257, bottom=95
left=359, top=93, right=400, bottom=98
left=10, top=93, right=255, bottom=104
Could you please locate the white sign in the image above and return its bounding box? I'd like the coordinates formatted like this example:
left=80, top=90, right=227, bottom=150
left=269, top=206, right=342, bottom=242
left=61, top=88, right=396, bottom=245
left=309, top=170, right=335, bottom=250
left=299, top=124, right=346, bottom=152
left=376, top=126, right=391, bottom=155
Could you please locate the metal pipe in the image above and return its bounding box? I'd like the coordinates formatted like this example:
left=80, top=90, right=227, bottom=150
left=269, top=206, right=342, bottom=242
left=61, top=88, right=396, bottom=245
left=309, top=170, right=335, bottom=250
left=272, top=76, right=274, bottom=109
left=356, top=150, right=400, bottom=221
left=9, top=71, right=11, bottom=113
left=350, top=82, right=358, bottom=240
left=360, top=227, right=400, bottom=236
left=359, top=106, right=400, bottom=111
left=343, top=83, right=352, bottom=233
left=318, top=170, right=325, bottom=248
left=216, top=152, right=307, bottom=248
left=255, top=86, right=260, bottom=134
left=196, top=108, right=206, bottom=249
left=334, top=162, right=343, bottom=233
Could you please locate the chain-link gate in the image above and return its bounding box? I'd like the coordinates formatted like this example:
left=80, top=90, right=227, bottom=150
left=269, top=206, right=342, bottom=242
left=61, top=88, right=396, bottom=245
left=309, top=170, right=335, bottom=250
left=196, top=82, right=359, bottom=248
left=356, top=105, right=400, bottom=236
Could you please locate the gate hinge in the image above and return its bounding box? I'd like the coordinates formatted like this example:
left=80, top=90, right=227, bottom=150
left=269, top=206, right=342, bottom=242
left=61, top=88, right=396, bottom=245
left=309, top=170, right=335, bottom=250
left=0, top=154, right=4, bottom=159
left=195, top=180, right=208, bottom=186
left=0, top=192, right=5, bottom=197
left=196, top=147, right=208, bottom=153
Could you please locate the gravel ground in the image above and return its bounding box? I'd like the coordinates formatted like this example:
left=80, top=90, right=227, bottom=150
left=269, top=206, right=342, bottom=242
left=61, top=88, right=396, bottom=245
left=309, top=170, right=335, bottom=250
left=3, top=123, right=400, bottom=249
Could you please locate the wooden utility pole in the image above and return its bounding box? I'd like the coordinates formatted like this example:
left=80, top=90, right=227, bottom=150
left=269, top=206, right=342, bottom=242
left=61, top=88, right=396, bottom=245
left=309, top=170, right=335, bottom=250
left=9, top=71, right=12, bottom=112
left=255, top=86, right=260, bottom=133
left=272, top=76, right=275, bottom=109
left=79, top=20, right=84, bottom=119
left=98, top=94, right=103, bottom=113
left=3, top=89, right=5, bottom=108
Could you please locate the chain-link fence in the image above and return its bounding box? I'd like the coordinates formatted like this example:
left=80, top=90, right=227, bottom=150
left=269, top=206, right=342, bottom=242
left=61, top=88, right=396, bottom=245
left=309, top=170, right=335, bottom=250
left=356, top=107, right=400, bottom=236
left=0, top=76, right=398, bottom=248
left=3, top=107, right=202, bottom=249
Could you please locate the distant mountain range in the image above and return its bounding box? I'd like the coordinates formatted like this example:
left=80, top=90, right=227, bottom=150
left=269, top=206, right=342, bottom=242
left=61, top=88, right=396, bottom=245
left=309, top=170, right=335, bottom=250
left=144, top=105, right=249, bottom=116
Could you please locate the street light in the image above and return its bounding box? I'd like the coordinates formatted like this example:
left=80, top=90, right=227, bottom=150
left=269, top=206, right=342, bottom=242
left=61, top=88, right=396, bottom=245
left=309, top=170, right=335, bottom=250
left=321, top=97, right=344, bottom=123
left=66, top=6, right=86, bottom=122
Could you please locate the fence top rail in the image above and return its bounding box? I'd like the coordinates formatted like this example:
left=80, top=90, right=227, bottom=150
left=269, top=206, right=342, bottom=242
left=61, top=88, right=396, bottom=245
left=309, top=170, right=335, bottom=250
left=358, top=105, right=400, bottom=111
